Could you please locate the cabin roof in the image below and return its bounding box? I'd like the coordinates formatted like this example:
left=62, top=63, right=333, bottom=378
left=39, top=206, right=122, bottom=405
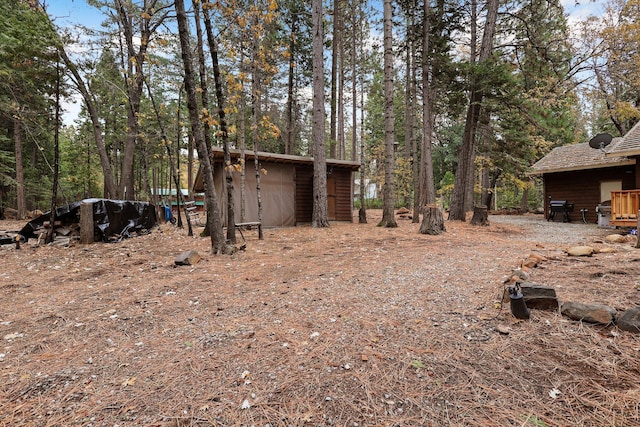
left=530, top=141, right=633, bottom=175
left=605, top=121, right=640, bottom=158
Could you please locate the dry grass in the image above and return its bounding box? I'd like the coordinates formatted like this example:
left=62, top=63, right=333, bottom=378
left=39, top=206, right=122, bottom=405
left=1, top=210, right=639, bottom=426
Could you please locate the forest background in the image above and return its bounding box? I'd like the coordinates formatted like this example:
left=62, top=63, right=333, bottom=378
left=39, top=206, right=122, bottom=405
left=1, top=0, right=639, bottom=234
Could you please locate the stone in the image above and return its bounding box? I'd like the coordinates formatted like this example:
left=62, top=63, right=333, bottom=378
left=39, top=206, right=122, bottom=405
left=511, top=268, right=530, bottom=282
left=521, top=253, right=547, bottom=269
left=495, top=325, right=511, bottom=335
left=502, top=283, right=558, bottom=311
left=596, top=247, right=617, bottom=254
left=616, top=307, right=640, bottom=333
left=606, top=234, right=626, bottom=244
left=561, top=301, right=616, bottom=325
left=175, top=250, right=201, bottom=266
left=566, top=246, right=594, bottom=257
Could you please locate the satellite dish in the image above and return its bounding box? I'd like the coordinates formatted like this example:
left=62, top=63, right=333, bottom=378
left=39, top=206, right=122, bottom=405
left=589, top=133, right=613, bottom=150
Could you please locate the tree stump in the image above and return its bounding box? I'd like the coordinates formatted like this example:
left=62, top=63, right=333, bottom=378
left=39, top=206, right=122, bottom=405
left=470, top=205, right=489, bottom=226
left=80, top=201, right=95, bottom=244
left=419, top=204, right=446, bottom=235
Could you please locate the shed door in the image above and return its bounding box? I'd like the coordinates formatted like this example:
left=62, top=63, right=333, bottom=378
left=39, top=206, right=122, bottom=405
left=327, top=176, right=337, bottom=220
left=600, top=181, right=621, bottom=203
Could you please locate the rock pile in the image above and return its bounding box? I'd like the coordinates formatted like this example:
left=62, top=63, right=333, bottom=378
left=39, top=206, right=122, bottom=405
left=504, top=237, right=640, bottom=333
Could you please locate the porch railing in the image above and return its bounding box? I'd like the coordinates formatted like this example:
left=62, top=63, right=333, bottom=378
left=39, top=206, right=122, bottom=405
left=610, top=190, right=640, bottom=226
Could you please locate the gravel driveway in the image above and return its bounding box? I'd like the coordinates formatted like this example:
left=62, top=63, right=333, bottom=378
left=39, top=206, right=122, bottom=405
left=490, top=213, right=620, bottom=245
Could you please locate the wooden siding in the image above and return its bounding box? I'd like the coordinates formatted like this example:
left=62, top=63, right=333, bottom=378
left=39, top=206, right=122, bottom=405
left=295, top=166, right=354, bottom=224
left=332, top=168, right=354, bottom=221
left=543, top=166, right=635, bottom=223
left=295, top=167, right=314, bottom=223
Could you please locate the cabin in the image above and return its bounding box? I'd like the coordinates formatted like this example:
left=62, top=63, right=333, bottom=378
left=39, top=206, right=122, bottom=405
left=529, top=140, right=635, bottom=224
left=603, top=121, right=640, bottom=226
left=193, top=148, right=360, bottom=227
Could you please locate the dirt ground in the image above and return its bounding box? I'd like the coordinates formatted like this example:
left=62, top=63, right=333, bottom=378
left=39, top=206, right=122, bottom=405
left=1, top=210, right=639, bottom=426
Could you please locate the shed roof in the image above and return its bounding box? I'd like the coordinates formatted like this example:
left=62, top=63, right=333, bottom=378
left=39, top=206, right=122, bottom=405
left=193, top=148, right=360, bottom=193
left=529, top=140, right=633, bottom=175
left=605, top=121, right=640, bottom=158
left=210, top=147, right=361, bottom=170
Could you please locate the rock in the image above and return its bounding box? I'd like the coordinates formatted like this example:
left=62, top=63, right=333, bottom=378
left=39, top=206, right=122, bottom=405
left=566, top=246, right=594, bottom=257
left=606, top=234, right=626, bottom=244
left=522, top=283, right=559, bottom=311
left=175, top=250, right=201, bottom=266
left=561, top=301, right=616, bottom=325
left=616, top=307, right=640, bottom=333
left=511, top=268, right=530, bottom=282
left=521, top=252, right=547, bottom=269
left=501, top=283, right=559, bottom=311
left=495, top=325, right=511, bottom=335
left=596, top=247, right=617, bottom=254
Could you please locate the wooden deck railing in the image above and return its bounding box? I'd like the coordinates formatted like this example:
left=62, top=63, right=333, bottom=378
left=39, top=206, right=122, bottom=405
left=610, top=190, right=640, bottom=226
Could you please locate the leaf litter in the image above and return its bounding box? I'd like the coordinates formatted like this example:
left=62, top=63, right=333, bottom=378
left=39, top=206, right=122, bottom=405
left=0, top=210, right=639, bottom=426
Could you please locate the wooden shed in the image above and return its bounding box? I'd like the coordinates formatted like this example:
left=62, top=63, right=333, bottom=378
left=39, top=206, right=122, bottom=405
left=529, top=141, right=635, bottom=223
left=193, top=148, right=360, bottom=227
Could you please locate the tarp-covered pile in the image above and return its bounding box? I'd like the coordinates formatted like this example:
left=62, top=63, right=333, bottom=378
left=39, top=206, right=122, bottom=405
left=19, top=199, right=157, bottom=243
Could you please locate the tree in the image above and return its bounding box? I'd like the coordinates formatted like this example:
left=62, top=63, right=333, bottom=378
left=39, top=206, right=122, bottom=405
left=174, top=0, right=226, bottom=254
left=198, top=1, right=236, bottom=243
left=1, top=1, right=59, bottom=218
left=379, top=0, right=398, bottom=228
left=281, top=0, right=312, bottom=155
left=419, top=0, right=436, bottom=208
left=449, top=0, right=499, bottom=221
left=582, top=0, right=640, bottom=135
left=312, top=0, right=329, bottom=227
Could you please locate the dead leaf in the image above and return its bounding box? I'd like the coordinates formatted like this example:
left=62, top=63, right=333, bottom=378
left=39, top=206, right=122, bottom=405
left=121, top=377, right=137, bottom=387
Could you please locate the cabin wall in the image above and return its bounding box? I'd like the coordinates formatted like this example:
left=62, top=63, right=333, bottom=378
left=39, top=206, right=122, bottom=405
left=543, top=166, right=635, bottom=223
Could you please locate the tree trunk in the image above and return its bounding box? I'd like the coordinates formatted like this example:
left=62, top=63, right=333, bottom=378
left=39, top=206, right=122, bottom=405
left=470, top=205, right=489, bottom=226
left=174, top=0, right=226, bottom=254
left=46, top=61, right=62, bottom=244
left=329, top=0, right=340, bottom=159
left=142, top=71, right=193, bottom=237
left=250, top=16, right=265, bottom=239
left=404, top=7, right=413, bottom=209
left=312, top=0, right=329, bottom=227
left=358, top=25, right=367, bottom=224
left=201, top=4, right=236, bottom=244
left=419, top=204, right=446, bottom=235
left=379, top=0, right=397, bottom=228
left=13, top=117, right=26, bottom=220
left=239, top=48, right=247, bottom=223
left=449, top=0, right=498, bottom=221
left=419, top=0, right=435, bottom=211
left=520, top=181, right=530, bottom=213
left=337, top=47, right=345, bottom=160
left=351, top=11, right=357, bottom=163
left=58, top=46, right=117, bottom=198
left=285, top=13, right=297, bottom=155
